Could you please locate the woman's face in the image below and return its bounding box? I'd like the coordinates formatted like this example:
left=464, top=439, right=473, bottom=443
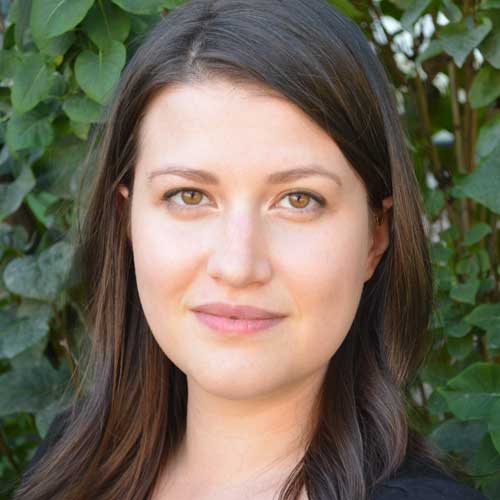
left=119, top=79, right=391, bottom=400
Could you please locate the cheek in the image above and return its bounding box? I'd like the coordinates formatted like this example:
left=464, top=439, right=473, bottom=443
left=279, top=217, right=369, bottom=361
left=129, top=206, right=201, bottom=327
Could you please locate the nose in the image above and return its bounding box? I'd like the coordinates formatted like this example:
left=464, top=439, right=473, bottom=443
left=206, top=211, right=272, bottom=288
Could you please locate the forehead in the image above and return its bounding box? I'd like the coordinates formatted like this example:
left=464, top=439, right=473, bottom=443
left=136, top=79, right=354, bottom=186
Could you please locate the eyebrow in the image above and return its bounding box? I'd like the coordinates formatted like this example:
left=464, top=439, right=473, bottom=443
left=146, top=164, right=343, bottom=188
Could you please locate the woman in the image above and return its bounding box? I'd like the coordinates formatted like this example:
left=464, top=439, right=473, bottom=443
left=14, top=0, right=488, bottom=499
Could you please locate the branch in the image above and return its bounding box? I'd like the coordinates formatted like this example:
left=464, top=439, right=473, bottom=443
left=448, top=61, right=465, bottom=174
left=413, top=71, right=441, bottom=180
left=489, top=213, right=500, bottom=301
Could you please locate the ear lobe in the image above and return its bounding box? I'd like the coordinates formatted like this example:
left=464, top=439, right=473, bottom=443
left=364, top=196, right=393, bottom=282
left=118, top=185, right=129, bottom=200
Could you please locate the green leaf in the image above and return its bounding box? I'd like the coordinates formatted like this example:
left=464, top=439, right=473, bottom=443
left=47, top=72, right=67, bottom=99
left=459, top=142, right=500, bottom=214
left=440, top=16, right=492, bottom=67
left=438, top=362, right=500, bottom=420
left=75, top=40, right=126, bottom=104
left=38, top=138, right=89, bottom=199
left=400, top=0, right=432, bottom=31
left=35, top=394, right=74, bottom=438
left=0, top=358, right=70, bottom=417
left=430, top=241, right=454, bottom=265
left=427, top=389, right=448, bottom=415
left=0, top=303, right=52, bottom=359
left=470, top=64, right=500, bottom=108
left=12, top=0, right=32, bottom=52
left=467, top=432, right=500, bottom=476
left=434, top=265, right=455, bottom=291
left=425, top=189, right=445, bottom=219
left=82, top=1, right=131, bottom=49
left=487, top=326, right=500, bottom=349
left=0, top=164, right=36, bottom=221
left=111, top=0, right=169, bottom=14
left=129, top=14, right=159, bottom=35
left=465, top=303, right=500, bottom=333
left=431, top=418, right=487, bottom=453
left=416, top=39, right=444, bottom=64
left=9, top=335, right=48, bottom=370
left=447, top=335, right=474, bottom=360
left=480, top=0, right=500, bottom=8
left=164, top=0, right=187, bottom=6
left=62, top=95, right=103, bottom=123
left=30, top=0, right=95, bottom=41
left=481, top=476, right=500, bottom=500
left=440, top=0, right=462, bottom=22
left=0, top=49, right=17, bottom=80
left=0, top=223, right=29, bottom=259
left=421, top=361, right=460, bottom=387
left=476, top=113, right=500, bottom=159
left=11, top=53, right=52, bottom=114
left=462, top=223, right=492, bottom=246
left=328, top=0, right=364, bottom=19
left=70, top=120, right=91, bottom=140
left=35, top=31, right=76, bottom=57
left=25, top=191, right=59, bottom=228
left=488, top=400, right=500, bottom=456
left=6, top=110, right=54, bottom=152
left=481, top=19, right=500, bottom=69
left=3, top=240, right=75, bottom=301
left=446, top=320, right=473, bottom=338
left=456, top=254, right=480, bottom=277
left=474, top=248, right=491, bottom=273
left=450, top=279, right=480, bottom=304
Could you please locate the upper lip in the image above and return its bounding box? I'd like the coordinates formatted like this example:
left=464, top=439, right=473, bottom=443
left=192, top=302, right=286, bottom=319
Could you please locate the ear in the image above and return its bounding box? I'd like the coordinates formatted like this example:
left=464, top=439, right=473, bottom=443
left=364, top=196, right=393, bottom=282
left=117, top=184, right=131, bottom=242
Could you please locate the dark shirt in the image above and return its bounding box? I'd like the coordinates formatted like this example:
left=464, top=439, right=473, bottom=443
left=25, top=411, right=488, bottom=500
left=369, top=456, right=489, bottom=499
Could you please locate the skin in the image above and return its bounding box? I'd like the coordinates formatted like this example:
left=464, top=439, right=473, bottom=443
left=118, top=79, right=393, bottom=499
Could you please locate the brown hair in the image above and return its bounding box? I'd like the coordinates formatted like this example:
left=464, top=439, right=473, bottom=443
left=15, top=0, right=453, bottom=498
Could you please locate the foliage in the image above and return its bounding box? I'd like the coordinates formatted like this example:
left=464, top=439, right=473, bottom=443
left=0, top=0, right=498, bottom=498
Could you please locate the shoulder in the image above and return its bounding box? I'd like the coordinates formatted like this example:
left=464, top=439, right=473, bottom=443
left=370, top=460, right=488, bottom=500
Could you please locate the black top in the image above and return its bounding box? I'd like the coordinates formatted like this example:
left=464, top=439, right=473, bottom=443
left=23, top=411, right=488, bottom=500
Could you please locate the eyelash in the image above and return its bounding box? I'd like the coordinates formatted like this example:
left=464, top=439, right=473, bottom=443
left=161, top=188, right=326, bottom=215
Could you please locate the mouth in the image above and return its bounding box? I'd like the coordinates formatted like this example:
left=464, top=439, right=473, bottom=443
left=191, top=302, right=286, bottom=320
left=193, top=310, right=285, bottom=335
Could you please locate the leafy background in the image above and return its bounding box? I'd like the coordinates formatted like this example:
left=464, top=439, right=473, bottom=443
left=0, top=0, right=499, bottom=498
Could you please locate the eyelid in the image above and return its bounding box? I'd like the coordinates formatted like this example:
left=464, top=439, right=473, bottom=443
left=161, top=187, right=327, bottom=213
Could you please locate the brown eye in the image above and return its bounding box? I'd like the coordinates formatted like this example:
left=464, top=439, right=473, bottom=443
left=278, top=191, right=325, bottom=213
left=181, top=190, right=203, bottom=205
left=162, top=188, right=210, bottom=212
left=288, top=192, right=311, bottom=209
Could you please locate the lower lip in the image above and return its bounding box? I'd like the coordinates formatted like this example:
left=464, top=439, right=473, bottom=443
left=193, top=311, right=285, bottom=334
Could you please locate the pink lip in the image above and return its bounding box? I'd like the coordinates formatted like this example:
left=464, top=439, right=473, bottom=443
left=193, top=311, right=285, bottom=334
left=192, top=302, right=286, bottom=320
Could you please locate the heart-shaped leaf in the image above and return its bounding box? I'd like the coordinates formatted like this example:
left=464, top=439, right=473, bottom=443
left=12, top=53, right=52, bottom=114
left=30, top=0, right=95, bottom=41
left=3, top=240, right=75, bottom=301
left=75, top=40, right=126, bottom=104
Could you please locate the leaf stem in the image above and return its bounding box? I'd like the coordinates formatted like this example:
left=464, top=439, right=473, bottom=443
left=0, top=422, right=20, bottom=473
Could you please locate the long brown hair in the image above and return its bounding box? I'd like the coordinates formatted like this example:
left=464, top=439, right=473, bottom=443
left=15, top=0, right=454, bottom=498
